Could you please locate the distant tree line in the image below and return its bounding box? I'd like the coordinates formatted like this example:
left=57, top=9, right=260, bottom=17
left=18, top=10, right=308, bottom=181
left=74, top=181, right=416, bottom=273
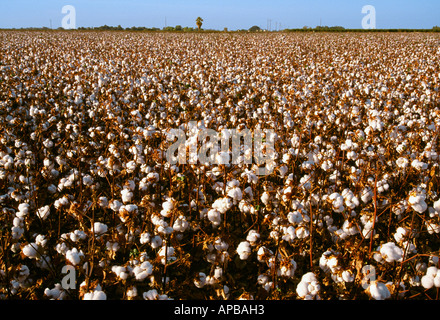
left=2, top=25, right=440, bottom=33
left=285, top=25, right=440, bottom=32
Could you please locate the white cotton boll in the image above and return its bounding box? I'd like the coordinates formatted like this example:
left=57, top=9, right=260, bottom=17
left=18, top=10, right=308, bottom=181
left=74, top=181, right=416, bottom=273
left=22, top=243, right=39, bottom=259
left=342, top=220, right=358, bottom=236
left=158, top=246, right=176, bottom=265
left=411, top=159, right=428, bottom=171
left=93, top=222, right=108, bottom=236
left=36, top=205, right=50, bottom=220
left=433, top=199, right=440, bottom=213
left=360, top=187, right=373, bottom=204
left=82, top=174, right=93, bottom=186
left=296, top=281, right=309, bottom=298
left=140, top=232, right=150, bottom=245
left=295, top=226, right=310, bottom=239
left=236, top=241, right=252, bottom=260
left=342, top=270, right=355, bottom=283
left=246, top=230, right=260, bottom=245
left=150, top=235, right=162, bottom=249
left=396, top=157, right=409, bottom=168
left=207, top=209, right=222, bottom=227
left=83, top=286, right=107, bottom=300
left=17, top=203, right=30, bottom=217
left=227, top=186, right=242, bottom=202
left=143, top=289, right=160, bottom=300
left=394, top=227, right=409, bottom=243
left=368, top=282, right=391, bottom=300
left=411, top=201, right=427, bottom=213
left=261, top=192, right=270, bottom=205
left=379, top=242, right=403, bottom=263
left=44, top=284, right=64, bottom=300
left=287, top=211, right=303, bottom=224
left=121, top=188, right=133, bottom=204
left=433, top=274, right=440, bottom=288
left=421, top=275, right=435, bottom=289
left=98, top=196, right=108, bottom=208
left=66, top=248, right=84, bottom=266
left=214, top=267, right=223, bottom=279
left=161, top=200, right=174, bottom=217
left=296, top=272, right=320, bottom=299
left=426, top=266, right=438, bottom=278
left=173, top=215, right=189, bottom=232
left=109, top=200, right=122, bottom=212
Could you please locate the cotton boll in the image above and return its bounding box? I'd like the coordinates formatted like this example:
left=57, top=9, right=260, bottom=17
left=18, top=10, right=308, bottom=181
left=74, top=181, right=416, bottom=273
left=143, top=289, right=160, bottom=300
left=93, top=222, right=108, bottom=236
left=22, top=243, right=40, bottom=259
left=36, top=205, right=50, bottom=220
left=66, top=248, right=84, bottom=266
left=207, top=209, right=222, bottom=227
left=295, top=226, right=310, bottom=239
left=367, top=281, right=391, bottom=300
left=341, top=270, right=355, bottom=283
left=379, top=242, right=403, bottom=263
left=296, top=272, right=320, bottom=299
left=158, top=246, right=176, bottom=265
left=173, top=215, right=189, bottom=232
left=83, top=285, right=107, bottom=300
left=246, top=230, right=260, bottom=245
left=121, top=188, right=133, bottom=204
left=236, top=241, right=252, bottom=260
left=261, top=192, right=270, bottom=205
left=421, top=274, right=435, bottom=289
left=109, top=199, right=122, bottom=212
left=287, top=211, right=303, bottom=225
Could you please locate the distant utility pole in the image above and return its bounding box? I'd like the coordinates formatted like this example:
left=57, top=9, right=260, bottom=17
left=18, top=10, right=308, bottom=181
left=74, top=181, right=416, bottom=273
left=50, top=19, right=52, bottom=29
left=165, top=16, right=167, bottom=28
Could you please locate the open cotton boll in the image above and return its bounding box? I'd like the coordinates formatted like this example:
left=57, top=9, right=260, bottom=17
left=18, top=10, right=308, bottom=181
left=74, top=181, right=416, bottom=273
left=411, top=159, right=428, bottom=171
left=287, top=211, right=303, bottom=225
left=66, top=248, right=84, bottom=266
left=93, top=222, right=108, bottom=236
left=158, top=246, right=176, bottom=265
left=296, top=272, right=320, bottom=299
left=236, top=241, right=252, bottom=260
left=121, top=188, right=133, bottom=204
left=36, top=205, right=50, bottom=220
left=173, top=215, right=189, bottom=232
left=246, top=230, right=260, bottom=245
left=379, top=242, right=403, bottom=263
left=17, top=203, right=30, bottom=217
left=367, top=281, right=391, bottom=300
left=22, top=243, right=40, bottom=259
left=207, top=209, right=222, bottom=227
left=408, top=193, right=428, bottom=213
left=133, top=261, right=154, bottom=280
left=83, top=285, right=107, bottom=300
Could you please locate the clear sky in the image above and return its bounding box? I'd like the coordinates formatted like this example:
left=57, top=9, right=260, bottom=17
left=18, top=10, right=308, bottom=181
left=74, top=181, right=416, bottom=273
left=0, top=0, right=439, bottom=30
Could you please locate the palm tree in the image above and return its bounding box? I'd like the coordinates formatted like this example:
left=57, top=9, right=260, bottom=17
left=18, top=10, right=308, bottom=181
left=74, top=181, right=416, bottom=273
left=196, top=17, right=203, bottom=31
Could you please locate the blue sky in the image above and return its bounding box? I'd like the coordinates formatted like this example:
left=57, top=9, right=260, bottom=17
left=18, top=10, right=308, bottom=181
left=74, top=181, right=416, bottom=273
left=0, top=0, right=439, bottom=30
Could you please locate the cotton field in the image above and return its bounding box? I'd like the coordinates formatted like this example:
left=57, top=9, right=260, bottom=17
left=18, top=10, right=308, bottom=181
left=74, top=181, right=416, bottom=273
left=1, top=31, right=440, bottom=300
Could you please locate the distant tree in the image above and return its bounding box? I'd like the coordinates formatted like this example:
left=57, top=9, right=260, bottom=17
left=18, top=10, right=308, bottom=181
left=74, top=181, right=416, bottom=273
left=224, top=27, right=228, bottom=32
left=249, top=25, right=261, bottom=32
left=196, top=17, right=203, bottom=31
left=175, top=25, right=182, bottom=31
left=433, top=26, right=440, bottom=32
